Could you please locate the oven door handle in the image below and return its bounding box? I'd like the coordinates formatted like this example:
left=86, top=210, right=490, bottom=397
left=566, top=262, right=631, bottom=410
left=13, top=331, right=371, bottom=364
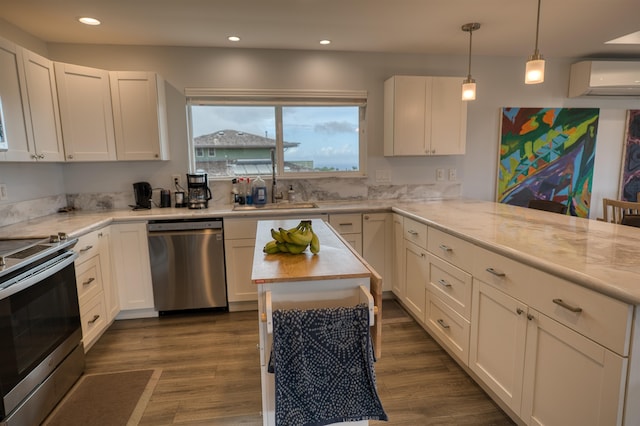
left=0, top=251, right=79, bottom=300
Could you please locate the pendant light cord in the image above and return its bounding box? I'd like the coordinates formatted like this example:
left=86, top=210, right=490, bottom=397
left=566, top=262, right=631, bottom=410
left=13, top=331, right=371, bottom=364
left=533, top=0, right=542, bottom=56
left=467, top=29, right=473, bottom=79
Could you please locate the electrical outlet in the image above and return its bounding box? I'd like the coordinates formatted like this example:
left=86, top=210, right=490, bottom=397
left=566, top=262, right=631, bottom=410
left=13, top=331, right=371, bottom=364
left=171, top=174, right=181, bottom=188
left=436, top=169, right=445, bottom=181
left=448, top=168, right=457, bottom=181
left=375, top=169, right=391, bottom=183
left=0, top=184, right=7, bottom=201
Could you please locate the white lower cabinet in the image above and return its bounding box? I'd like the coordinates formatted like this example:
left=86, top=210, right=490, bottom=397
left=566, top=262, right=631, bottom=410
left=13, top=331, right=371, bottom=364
left=224, top=217, right=259, bottom=309
left=328, top=213, right=362, bottom=255
left=471, top=279, right=627, bottom=425
left=74, top=227, right=117, bottom=351
left=403, top=240, right=427, bottom=322
left=391, top=214, right=405, bottom=299
left=362, top=213, right=393, bottom=292
left=521, top=309, right=626, bottom=426
left=110, top=222, right=156, bottom=318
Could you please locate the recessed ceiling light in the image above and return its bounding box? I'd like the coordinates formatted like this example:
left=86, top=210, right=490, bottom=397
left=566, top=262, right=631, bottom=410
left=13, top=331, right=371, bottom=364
left=78, top=17, right=101, bottom=26
left=320, top=39, right=331, bottom=45
left=228, top=36, right=240, bottom=42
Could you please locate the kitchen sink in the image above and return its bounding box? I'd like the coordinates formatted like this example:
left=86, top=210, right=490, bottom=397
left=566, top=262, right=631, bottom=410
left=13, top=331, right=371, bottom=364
left=232, top=202, right=318, bottom=211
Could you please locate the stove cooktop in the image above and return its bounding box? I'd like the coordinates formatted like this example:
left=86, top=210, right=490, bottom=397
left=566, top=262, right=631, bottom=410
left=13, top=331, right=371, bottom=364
left=0, top=238, right=48, bottom=257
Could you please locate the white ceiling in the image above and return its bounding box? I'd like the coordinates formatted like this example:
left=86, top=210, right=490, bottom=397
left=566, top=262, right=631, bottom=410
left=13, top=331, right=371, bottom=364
left=1, top=0, right=640, bottom=58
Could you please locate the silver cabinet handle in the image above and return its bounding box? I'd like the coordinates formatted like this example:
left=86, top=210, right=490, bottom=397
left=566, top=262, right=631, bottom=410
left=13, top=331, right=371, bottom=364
left=516, top=308, right=524, bottom=315
left=437, top=319, right=450, bottom=329
left=79, top=245, right=94, bottom=253
left=438, top=279, right=452, bottom=288
left=486, top=267, right=506, bottom=277
left=82, top=277, right=95, bottom=286
left=364, top=215, right=370, bottom=220
left=527, top=313, right=535, bottom=321
left=439, top=244, right=452, bottom=252
left=552, top=298, right=583, bottom=313
left=339, top=223, right=353, bottom=226
left=407, top=230, right=418, bottom=235
left=88, top=314, right=100, bottom=324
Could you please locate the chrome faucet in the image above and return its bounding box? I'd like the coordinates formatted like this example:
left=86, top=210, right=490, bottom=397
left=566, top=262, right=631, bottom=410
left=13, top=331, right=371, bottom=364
left=271, top=149, right=283, bottom=203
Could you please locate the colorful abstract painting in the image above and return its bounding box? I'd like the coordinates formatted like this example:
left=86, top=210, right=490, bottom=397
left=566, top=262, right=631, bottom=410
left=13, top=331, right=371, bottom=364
left=497, top=107, right=600, bottom=217
left=619, top=110, right=640, bottom=202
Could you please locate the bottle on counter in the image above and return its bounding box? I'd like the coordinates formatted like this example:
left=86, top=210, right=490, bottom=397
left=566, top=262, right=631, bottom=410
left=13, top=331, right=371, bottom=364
left=252, top=176, right=267, bottom=205
left=288, top=185, right=296, bottom=203
left=237, top=177, right=246, bottom=205
left=231, top=178, right=239, bottom=205
left=245, top=177, right=253, bottom=205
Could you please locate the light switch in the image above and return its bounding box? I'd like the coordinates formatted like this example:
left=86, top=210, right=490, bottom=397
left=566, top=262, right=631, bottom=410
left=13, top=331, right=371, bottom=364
left=436, top=169, right=445, bottom=181
left=448, top=168, right=457, bottom=181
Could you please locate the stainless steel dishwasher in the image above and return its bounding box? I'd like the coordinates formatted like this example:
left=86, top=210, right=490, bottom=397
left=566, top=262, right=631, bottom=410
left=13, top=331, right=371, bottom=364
left=147, top=218, right=227, bottom=313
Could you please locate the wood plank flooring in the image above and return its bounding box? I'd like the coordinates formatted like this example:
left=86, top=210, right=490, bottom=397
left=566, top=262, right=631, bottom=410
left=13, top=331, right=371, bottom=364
left=82, top=300, right=515, bottom=425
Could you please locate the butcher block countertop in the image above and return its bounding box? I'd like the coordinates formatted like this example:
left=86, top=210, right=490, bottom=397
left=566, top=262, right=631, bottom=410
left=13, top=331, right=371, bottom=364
left=251, top=219, right=370, bottom=284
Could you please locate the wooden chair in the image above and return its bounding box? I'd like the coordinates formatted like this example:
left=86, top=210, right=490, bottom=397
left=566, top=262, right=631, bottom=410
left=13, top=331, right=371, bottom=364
left=601, top=198, right=640, bottom=224
left=527, top=199, right=567, bottom=214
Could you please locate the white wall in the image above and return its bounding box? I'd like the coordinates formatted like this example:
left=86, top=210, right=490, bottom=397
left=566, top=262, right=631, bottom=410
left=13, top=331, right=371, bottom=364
left=2, top=25, right=638, bottom=218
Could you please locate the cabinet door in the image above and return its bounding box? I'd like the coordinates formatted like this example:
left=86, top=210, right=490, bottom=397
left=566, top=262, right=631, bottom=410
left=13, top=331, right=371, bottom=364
left=404, top=239, right=427, bottom=322
left=429, top=77, right=467, bottom=155
left=224, top=238, right=258, bottom=302
left=98, top=227, right=119, bottom=322
left=362, top=213, right=392, bottom=292
left=521, top=309, right=626, bottom=426
left=55, top=62, right=117, bottom=161
left=391, top=214, right=405, bottom=299
left=21, top=49, right=64, bottom=161
left=470, top=279, right=527, bottom=414
left=0, top=37, right=33, bottom=161
left=110, top=71, right=169, bottom=160
left=384, top=75, right=430, bottom=156
left=110, top=222, right=155, bottom=312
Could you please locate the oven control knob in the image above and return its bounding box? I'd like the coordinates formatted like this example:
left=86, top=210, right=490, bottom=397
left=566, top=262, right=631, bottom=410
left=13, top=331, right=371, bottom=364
left=58, top=232, right=68, bottom=241
left=0, top=256, right=5, bottom=267
left=49, top=235, right=60, bottom=243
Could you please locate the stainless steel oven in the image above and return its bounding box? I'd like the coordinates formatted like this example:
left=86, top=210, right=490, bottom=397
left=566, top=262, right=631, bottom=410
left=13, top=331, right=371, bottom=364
left=0, top=235, right=84, bottom=426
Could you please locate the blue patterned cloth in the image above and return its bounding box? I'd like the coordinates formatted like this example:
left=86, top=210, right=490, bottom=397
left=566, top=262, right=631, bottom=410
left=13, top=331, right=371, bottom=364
left=268, top=303, right=387, bottom=426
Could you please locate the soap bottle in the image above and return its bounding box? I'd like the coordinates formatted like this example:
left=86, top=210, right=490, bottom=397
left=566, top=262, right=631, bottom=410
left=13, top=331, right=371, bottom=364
left=245, top=177, right=253, bottom=205
left=253, top=176, right=267, bottom=205
left=287, top=185, right=296, bottom=203
left=237, top=178, right=246, bottom=205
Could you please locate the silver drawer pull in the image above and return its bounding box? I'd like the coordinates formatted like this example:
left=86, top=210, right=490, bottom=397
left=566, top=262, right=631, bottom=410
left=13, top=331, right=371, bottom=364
left=486, top=267, right=506, bottom=277
left=79, top=245, right=94, bottom=253
left=552, top=298, right=583, bottom=313
left=82, top=277, right=96, bottom=286
left=516, top=308, right=524, bottom=315
left=438, top=279, right=452, bottom=288
left=339, top=223, right=353, bottom=226
left=407, top=230, right=418, bottom=235
left=88, top=314, right=100, bottom=324
left=437, top=319, right=450, bottom=329
left=439, top=244, right=452, bottom=252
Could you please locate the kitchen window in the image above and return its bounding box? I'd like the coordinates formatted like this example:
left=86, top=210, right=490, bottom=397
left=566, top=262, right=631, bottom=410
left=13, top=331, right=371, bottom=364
left=185, top=89, right=367, bottom=179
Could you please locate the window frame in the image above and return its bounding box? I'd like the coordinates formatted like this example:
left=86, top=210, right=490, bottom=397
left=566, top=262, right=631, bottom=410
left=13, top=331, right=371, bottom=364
left=185, top=89, right=367, bottom=179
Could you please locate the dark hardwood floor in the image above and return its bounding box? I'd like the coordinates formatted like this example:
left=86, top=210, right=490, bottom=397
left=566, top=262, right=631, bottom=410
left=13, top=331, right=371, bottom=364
left=83, top=300, right=515, bottom=425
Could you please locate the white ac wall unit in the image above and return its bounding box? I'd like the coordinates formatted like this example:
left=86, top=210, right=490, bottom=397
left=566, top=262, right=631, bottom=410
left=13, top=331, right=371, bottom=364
left=568, top=61, right=640, bottom=97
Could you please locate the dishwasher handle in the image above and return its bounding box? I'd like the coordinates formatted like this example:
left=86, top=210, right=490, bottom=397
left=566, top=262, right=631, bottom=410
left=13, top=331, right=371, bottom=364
left=147, top=219, right=223, bottom=232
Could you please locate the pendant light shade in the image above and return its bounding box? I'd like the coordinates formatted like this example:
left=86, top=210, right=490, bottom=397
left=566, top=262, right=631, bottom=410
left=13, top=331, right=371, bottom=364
left=525, top=0, right=545, bottom=84
left=461, top=22, right=480, bottom=101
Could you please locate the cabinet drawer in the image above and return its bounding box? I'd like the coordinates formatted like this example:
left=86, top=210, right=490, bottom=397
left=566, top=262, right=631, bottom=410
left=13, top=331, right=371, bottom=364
left=425, top=291, right=470, bottom=365
left=427, top=254, right=472, bottom=320
left=80, top=292, right=107, bottom=350
left=427, top=227, right=474, bottom=272
left=528, top=270, right=632, bottom=356
left=75, top=230, right=101, bottom=262
left=403, top=217, right=427, bottom=249
left=329, top=214, right=362, bottom=234
left=75, top=254, right=104, bottom=304
left=472, top=245, right=531, bottom=302
left=225, top=218, right=258, bottom=240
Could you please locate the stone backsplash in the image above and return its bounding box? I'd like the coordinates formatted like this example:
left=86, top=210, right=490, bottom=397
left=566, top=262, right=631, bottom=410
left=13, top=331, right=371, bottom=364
left=0, top=179, right=461, bottom=228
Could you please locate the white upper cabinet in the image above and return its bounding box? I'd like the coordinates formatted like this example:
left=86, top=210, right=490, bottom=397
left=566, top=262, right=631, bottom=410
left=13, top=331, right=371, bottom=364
left=384, top=75, right=467, bottom=156
left=0, top=37, right=32, bottom=161
left=109, top=71, right=169, bottom=161
left=21, top=48, right=65, bottom=161
left=55, top=62, right=117, bottom=161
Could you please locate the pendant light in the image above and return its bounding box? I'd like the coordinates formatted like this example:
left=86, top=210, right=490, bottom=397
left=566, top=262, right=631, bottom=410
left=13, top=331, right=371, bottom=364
left=525, top=0, right=545, bottom=84
left=461, top=23, right=480, bottom=101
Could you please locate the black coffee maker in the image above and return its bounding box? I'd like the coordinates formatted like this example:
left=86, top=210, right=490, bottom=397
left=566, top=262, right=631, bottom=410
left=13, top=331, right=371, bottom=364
left=187, top=174, right=212, bottom=209
left=132, top=182, right=152, bottom=209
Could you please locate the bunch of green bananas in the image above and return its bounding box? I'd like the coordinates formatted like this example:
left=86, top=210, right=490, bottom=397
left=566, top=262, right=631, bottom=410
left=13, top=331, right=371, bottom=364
left=263, top=220, right=320, bottom=255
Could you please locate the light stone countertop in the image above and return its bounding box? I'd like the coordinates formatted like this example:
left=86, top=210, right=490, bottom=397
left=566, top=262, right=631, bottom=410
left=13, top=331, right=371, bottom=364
left=2, top=197, right=639, bottom=304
